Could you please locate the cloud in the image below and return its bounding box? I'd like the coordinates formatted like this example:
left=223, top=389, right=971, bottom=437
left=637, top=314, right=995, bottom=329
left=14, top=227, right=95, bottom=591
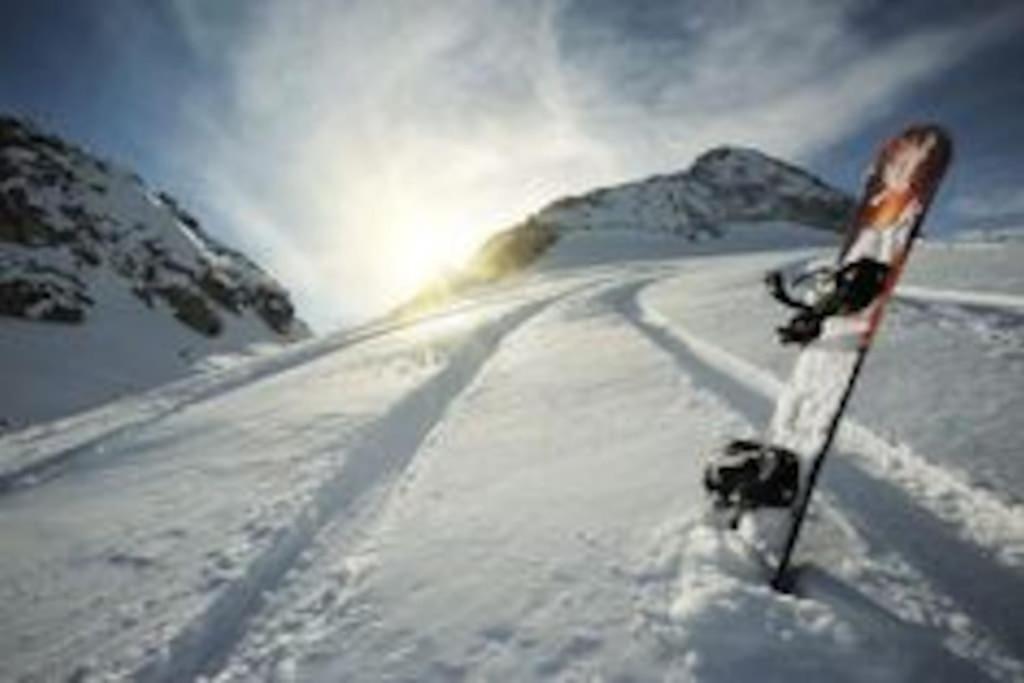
left=166, top=0, right=1020, bottom=328
left=555, top=0, right=1021, bottom=171
left=176, top=0, right=597, bottom=326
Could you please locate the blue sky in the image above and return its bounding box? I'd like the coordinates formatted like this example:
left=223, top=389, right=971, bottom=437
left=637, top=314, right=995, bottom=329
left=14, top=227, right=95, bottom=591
left=3, top=1, right=1022, bottom=328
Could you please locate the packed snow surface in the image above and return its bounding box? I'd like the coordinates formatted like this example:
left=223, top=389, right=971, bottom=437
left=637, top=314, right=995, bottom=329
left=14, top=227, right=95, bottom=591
left=1, top=226, right=1022, bottom=681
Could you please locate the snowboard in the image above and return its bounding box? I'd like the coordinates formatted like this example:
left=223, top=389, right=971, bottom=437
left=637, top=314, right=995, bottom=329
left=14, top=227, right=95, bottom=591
left=705, top=124, right=953, bottom=590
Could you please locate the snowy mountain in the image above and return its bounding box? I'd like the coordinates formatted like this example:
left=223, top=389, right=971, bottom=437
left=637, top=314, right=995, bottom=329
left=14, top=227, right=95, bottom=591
left=539, top=146, right=852, bottom=236
left=401, top=146, right=853, bottom=314
left=0, top=116, right=308, bottom=428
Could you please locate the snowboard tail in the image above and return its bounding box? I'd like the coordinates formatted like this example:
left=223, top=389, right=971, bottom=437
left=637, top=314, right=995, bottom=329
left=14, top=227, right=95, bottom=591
left=703, top=124, right=953, bottom=590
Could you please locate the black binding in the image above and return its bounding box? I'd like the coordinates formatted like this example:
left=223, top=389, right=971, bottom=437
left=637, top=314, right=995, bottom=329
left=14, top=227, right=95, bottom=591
left=704, top=439, right=800, bottom=513
left=767, top=259, right=891, bottom=346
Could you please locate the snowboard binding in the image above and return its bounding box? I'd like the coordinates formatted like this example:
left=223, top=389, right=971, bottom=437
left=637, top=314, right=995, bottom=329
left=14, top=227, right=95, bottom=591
left=703, top=439, right=800, bottom=515
left=766, top=259, right=891, bottom=345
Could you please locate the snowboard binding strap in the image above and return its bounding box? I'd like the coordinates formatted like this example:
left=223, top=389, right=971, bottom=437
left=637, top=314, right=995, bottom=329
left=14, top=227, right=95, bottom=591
left=704, top=439, right=800, bottom=517
left=766, top=259, right=891, bottom=345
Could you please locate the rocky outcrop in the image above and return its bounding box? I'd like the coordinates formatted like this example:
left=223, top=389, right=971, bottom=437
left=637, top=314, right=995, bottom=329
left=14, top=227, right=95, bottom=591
left=0, top=115, right=306, bottom=338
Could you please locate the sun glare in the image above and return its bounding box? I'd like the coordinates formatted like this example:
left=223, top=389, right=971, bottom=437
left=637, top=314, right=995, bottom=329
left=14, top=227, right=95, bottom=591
left=393, top=218, right=481, bottom=296
left=330, top=170, right=498, bottom=313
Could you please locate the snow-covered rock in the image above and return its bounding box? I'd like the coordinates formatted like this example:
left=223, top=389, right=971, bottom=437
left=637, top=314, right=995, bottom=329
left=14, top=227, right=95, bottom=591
left=400, top=146, right=853, bottom=313
left=487, top=146, right=851, bottom=272
left=0, top=116, right=309, bottom=428
left=541, top=146, right=853, bottom=237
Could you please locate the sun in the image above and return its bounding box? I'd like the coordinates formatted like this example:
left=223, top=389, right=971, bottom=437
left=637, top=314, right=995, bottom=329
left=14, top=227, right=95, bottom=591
left=393, top=220, right=479, bottom=296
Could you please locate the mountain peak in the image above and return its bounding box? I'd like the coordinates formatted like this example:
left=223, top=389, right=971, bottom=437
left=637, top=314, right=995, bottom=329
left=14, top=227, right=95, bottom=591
left=692, top=144, right=769, bottom=164
left=690, top=145, right=835, bottom=192
left=689, top=145, right=794, bottom=182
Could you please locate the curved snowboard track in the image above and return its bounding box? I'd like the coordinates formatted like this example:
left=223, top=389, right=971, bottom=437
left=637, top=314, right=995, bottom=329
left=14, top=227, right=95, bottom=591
left=131, top=291, right=573, bottom=682
left=616, top=277, right=1024, bottom=674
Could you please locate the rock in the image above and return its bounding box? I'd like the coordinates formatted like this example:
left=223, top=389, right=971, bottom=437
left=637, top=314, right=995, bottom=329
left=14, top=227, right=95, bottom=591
left=0, top=114, right=308, bottom=339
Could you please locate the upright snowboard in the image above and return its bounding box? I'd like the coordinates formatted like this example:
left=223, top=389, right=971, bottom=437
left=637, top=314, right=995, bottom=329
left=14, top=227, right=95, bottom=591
left=704, top=124, right=953, bottom=590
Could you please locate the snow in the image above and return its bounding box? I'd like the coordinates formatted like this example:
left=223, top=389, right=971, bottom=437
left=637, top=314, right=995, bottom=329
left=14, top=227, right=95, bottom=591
left=0, top=117, right=308, bottom=430
left=0, top=267, right=281, bottom=430
left=1, top=227, right=1023, bottom=681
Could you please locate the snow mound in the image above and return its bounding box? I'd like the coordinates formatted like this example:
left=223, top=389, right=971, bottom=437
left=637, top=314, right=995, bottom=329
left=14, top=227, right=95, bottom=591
left=635, top=519, right=986, bottom=682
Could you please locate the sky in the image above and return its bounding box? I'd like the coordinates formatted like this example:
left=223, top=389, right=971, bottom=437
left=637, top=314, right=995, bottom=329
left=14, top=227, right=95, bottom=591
left=2, top=0, right=1023, bottom=329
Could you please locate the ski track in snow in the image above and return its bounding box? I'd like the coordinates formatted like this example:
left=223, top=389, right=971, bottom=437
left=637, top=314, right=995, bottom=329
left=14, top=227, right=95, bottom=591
left=212, top=275, right=744, bottom=682
left=0, top=317, right=441, bottom=494
left=0, top=278, right=588, bottom=496
left=896, top=285, right=1024, bottom=313
left=0, top=280, right=594, bottom=682
left=129, top=290, right=579, bottom=682
left=621, top=277, right=1024, bottom=678
left=893, top=297, right=1024, bottom=360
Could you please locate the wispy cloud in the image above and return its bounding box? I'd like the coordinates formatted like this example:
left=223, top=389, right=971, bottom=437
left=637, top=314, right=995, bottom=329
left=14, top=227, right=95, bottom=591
left=165, top=0, right=1019, bottom=327
left=555, top=0, right=1021, bottom=171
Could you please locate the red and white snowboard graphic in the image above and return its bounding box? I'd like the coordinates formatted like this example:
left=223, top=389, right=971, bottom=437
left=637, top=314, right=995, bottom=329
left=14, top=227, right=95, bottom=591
left=742, top=125, right=953, bottom=584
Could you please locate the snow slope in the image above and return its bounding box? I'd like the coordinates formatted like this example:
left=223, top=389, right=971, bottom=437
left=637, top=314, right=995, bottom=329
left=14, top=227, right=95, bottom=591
left=0, top=116, right=309, bottom=430
left=1, top=231, right=1022, bottom=681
